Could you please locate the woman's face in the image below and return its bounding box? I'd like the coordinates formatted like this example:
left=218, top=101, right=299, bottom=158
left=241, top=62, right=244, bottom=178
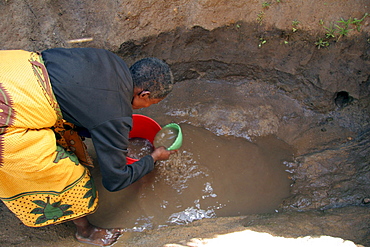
left=131, top=90, right=163, bottom=109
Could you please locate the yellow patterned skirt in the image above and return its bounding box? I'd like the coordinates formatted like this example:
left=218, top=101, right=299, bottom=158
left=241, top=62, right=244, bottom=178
left=0, top=50, right=98, bottom=227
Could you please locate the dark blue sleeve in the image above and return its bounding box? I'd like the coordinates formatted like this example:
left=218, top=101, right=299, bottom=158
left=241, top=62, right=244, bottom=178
left=89, top=118, right=155, bottom=192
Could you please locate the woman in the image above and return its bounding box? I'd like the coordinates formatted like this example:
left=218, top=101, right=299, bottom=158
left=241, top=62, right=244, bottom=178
left=0, top=48, right=176, bottom=246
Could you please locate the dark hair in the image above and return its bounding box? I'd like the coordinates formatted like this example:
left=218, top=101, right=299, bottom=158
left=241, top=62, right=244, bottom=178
left=129, top=57, right=174, bottom=99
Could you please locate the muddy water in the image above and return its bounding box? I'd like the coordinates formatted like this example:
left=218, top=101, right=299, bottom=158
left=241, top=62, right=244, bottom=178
left=87, top=123, right=293, bottom=231
left=128, top=137, right=154, bottom=160
left=153, top=126, right=178, bottom=149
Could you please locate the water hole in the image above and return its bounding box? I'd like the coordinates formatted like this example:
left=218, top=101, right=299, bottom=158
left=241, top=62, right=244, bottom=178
left=87, top=123, right=294, bottom=231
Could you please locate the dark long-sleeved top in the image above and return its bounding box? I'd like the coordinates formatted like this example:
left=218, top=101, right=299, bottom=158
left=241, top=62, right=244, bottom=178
left=41, top=48, right=154, bottom=192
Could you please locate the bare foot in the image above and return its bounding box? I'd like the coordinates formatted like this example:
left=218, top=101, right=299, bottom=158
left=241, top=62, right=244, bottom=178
left=73, top=217, right=123, bottom=246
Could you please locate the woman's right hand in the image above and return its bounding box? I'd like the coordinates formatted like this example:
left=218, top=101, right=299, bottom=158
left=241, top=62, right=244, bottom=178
left=151, top=146, right=177, bottom=162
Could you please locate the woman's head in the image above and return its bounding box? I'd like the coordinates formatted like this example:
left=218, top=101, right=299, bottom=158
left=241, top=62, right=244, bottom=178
left=130, top=57, right=174, bottom=99
left=130, top=57, right=174, bottom=109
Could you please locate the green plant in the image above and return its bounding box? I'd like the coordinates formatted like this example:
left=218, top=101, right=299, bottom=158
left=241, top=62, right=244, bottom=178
left=335, top=13, right=368, bottom=32
left=262, top=2, right=272, bottom=8
left=315, top=38, right=329, bottom=49
left=335, top=23, right=353, bottom=40
left=292, top=20, right=300, bottom=26
left=337, top=17, right=353, bottom=28
left=258, top=37, right=267, bottom=48
left=351, top=12, right=368, bottom=31
left=324, top=24, right=336, bottom=39
left=257, top=11, right=265, bottom=25
left=316, top=13, right=368, bottom=49
left=334, top=15, right=370, bottom=40
left=292, top=20, right=300, bottom=32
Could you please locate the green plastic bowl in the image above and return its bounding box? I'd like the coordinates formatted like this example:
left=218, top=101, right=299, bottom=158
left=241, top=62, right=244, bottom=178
left=167, top=123, right=182, bottom=150
left=154, top=123, right=183, bottom=150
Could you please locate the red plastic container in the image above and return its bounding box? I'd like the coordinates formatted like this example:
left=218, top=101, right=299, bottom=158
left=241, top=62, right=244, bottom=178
left=126, top=114, right=162, bottom=164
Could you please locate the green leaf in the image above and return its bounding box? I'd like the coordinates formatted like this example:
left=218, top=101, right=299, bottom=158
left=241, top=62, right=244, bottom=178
left=63, top=210, right=74, bottom=216
left=54, top=146, right=79, bottom=165
left=51, top=201, right=61, bottom=207
left=32, top=200, right=46, bottom=207
left=54, top=148, right=67, bottom=163
left=84, top=180, right=92, bottom=189
left=68, top=152, right=79, bottom=165
left=88, top=197, right=95, bottom=209
left=59, top=204, right=72, bottom=211
left=90, top=177, right=97, bottom=198
left=35, top=215, right=48, bottom=225
left=83, top=190, right=93, bottom=199
left=30, top=207, right=44, bottom=214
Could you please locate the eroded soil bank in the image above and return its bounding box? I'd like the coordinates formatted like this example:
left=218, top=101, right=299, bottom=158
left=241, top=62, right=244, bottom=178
left=0, top=0, right=369, bottom=246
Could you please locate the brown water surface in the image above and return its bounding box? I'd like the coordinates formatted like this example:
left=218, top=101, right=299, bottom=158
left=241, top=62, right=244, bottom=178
left=127, top=137, right=154, bottom=159
left=87, top=123, right=293, bottom=231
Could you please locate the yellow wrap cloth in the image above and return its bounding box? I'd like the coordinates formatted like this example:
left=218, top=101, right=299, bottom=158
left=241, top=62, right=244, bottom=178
left=0, top=50, right=98, bottom=227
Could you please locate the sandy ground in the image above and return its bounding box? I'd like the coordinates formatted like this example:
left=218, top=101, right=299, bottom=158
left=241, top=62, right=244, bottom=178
left=1, top=202, right=369, bottom=246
